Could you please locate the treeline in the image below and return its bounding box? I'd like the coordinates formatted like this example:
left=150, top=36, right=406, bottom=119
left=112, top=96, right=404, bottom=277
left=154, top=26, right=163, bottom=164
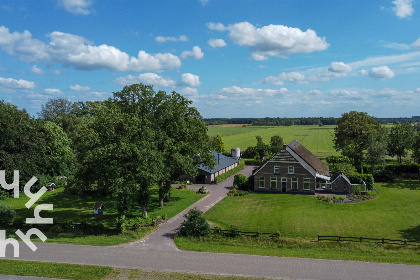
left=205, top=116, right=420, bottom=126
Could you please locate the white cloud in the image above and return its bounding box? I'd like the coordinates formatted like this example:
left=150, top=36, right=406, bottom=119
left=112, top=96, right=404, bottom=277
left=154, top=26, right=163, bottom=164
left=114, top=73, right=177, bottom=87
left=208, top=21, right=329, bottom=60
left=220, top=86, right=287, bottom=99
left=411, top=38, right=420, bottom=49
left=0, top=26, right=181, bottom=72
left=58, top=0, right=94, bottom=16
left=181, top=73, right=201, bottom=87
left=44, top=88, right=61, bottom=94
left=206, top=22, right=226, bottom=31
left=367, top=66, right=395, bottom=80
left=30, top=65, right=44, bottom=75
left=179, top=87, right=199, bottom=102
left=0, top=76, right=36, bottom=93
left=155, top=35, right=188, bottom=43
left=263, top=72, right=306, bottom=85
left=208, top=38, right=227, bottom=48
left=180, top=46, right=204, bottom=59
left=69, top=84, right=90, bottom=91
left=328, top=62, right=352, bottom=73
left=393, top=0, right=414, bottom=18
left=199, top=0, right=209, bottom=6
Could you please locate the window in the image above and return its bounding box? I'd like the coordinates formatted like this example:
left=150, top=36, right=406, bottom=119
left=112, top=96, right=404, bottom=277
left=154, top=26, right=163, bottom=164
left=288, top=166, right=294, bottom=174
left=274, top=166, right=280, bottom=174
left=291, top=177, right=298, bottom=189
left=303, top=178, right=311, bottom=190
left=259, top=177, right=265, bottom=189
left=270, top=177, right=277, bottom=189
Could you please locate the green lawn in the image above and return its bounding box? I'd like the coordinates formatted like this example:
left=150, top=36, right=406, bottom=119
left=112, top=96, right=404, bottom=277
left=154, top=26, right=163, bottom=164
left=2, top=186, right=205, bottom=245
left=207, top=125, right=338, bottom=157
left=175, top=180, right=420, bottom=264
left=203, top=180, right=420, bottom=241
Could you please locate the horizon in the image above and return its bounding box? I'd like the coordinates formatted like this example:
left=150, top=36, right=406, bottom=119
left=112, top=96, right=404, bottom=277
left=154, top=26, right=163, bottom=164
left=1, top=1, right=420, bottom=118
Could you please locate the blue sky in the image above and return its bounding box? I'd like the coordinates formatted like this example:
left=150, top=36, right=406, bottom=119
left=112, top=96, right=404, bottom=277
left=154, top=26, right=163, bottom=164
left=1, top=0, right=420, bottom=118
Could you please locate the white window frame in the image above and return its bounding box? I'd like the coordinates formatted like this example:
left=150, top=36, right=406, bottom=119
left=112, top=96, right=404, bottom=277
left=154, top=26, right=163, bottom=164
left=274, top=165, right=280, bottom=174
left=270, top=177, right=277, bottom=189
left=291, top=177, right=298, bottom=189
left=288, top=165, right=294, bottom=174
left=258, top=177, right=265, bottom=189
left=303, top=178, right=311, bottom=190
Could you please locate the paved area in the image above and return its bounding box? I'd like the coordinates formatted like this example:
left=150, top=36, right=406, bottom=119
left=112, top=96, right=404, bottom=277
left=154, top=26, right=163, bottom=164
left=3, top=165, right=420, bottom=279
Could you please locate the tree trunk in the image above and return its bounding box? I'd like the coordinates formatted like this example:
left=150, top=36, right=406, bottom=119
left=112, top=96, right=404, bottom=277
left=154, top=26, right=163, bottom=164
left=142, top=204, right=147, bottom=217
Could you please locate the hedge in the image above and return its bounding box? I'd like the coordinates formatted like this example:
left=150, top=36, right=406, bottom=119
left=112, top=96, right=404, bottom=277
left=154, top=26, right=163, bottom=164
left=348, top=173, right=374, bottom=190
left=214, top=161, right=245, bottom=184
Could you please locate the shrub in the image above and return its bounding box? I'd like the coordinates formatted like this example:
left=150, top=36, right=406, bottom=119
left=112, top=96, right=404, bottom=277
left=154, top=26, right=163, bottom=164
left=179, top=208, right=211, bottom=238
left=244, top=159, right=262, bottom=165
left=229, top=225, right=240, bottom=237
left=233, top=174, right=248, bottom=188
left=348, top=173, right=374, bottom=190
left=374, top=169, right=396, bottom=182
left=196, top=186, right=208, bottom=194
left=0, top=202, right=16, bottom=227
left=227, top=188, right=250, bottom=196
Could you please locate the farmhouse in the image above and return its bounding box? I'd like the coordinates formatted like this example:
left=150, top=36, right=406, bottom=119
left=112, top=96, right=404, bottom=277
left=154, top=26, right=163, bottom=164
left=253, top=140, right=351, bottom=194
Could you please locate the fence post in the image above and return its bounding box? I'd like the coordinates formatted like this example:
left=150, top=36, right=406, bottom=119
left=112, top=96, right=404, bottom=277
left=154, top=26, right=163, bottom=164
left=338, top=236, right=341, bottom=242
left=318, top=234, right=319, bottom=242
left=405, top=239, right=407, bottom=246
left=382, top=238, right=385, bottom=244
left=360, top=237, right=362, bottom=243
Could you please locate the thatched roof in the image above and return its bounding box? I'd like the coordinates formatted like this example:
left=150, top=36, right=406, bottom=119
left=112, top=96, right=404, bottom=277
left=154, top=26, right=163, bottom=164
left=287, top=140, right=329, bottom=176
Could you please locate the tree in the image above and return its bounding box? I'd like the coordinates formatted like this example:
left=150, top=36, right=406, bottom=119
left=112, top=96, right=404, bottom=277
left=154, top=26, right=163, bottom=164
left=179, top=208, right=211, bottom=237
left=270, top=135, right=283, bottom=154
left=256, top=136, right=268, bottom=158
left=208, top=133, right=225, bottom=154
left=153, top=91, right=214, bottom=207
left=0, top=101, right=44, bottom=184
left=412, top=132, right=420, bottom=163
left=38, top=98, right=73, bottom=121
left=365, top=126, right=388, bottom=173
left=334, top=111, right=381, bottom=172
left=38, top=120, right=75, bottom=176
left=388, top=123, right=416, bottom=163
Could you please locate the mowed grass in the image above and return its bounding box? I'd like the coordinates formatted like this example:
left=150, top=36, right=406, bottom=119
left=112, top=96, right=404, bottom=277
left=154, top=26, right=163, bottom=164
left=207, top=125, right=338, bottom=157
left=2, top=186, right=205, bottom=245
left=203, top=180, right=420, bottom=241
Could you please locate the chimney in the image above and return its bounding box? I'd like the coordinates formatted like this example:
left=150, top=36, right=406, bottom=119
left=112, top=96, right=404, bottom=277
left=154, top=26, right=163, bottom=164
left=283, top=144, right=287, bottom=150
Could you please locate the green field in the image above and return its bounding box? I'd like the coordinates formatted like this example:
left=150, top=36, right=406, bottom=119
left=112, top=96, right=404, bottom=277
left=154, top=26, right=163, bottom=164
left=2, top=186, right=204, bottom=245
left=202, top=180, right=420, bottom=241
left=207, top=125, right=339, bottom=157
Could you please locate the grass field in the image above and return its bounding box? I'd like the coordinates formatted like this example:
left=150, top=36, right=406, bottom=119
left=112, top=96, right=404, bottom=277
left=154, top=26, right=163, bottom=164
left=202, top=180, right=420, bottom=241
left=2, top=186, right=204, bottom=245
left=207, top=125, right=338, bottom=157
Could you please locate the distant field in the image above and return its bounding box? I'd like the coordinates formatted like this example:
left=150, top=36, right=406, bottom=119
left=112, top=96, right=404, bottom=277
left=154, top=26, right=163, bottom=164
left=207, top=125, right=339, bottom=157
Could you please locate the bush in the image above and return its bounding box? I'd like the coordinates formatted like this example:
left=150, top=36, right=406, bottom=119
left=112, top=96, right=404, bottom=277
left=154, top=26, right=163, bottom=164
left=0, top=202, right=16, bottom=227
left=179, top=208, right=211, bottom=237
left=374, top=169, right=396, bottom=182
left=348, top=173, right=374, bottom=190
left=233, top=174, right=248, bottom=188
left=227, top=188, right=250, bottom=196
left=244, top=159, right=262, bottom=165
left=384, top=163, right=420, bottom=179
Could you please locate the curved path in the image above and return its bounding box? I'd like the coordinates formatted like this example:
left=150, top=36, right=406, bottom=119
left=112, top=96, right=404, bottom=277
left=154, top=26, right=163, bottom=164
left=4, top=166, right=420, bottom=280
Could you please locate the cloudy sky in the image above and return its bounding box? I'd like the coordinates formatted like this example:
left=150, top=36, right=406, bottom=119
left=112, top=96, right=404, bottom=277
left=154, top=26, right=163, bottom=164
left=1, top=0, right=420, bottom=118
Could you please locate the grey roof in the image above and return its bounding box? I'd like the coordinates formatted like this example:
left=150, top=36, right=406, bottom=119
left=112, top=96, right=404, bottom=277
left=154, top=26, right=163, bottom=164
left=330, top=171, right=351, bottom=185
left=197, top=151, right=238, bottom=175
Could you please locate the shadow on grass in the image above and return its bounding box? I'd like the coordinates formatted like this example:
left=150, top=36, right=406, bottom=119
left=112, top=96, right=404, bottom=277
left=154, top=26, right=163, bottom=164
left=400, top=225, right=420, bottom=242
left=380, top=179, right=420, bottom=190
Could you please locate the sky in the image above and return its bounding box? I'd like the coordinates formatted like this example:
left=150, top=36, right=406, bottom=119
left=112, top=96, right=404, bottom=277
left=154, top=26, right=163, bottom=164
left=1, top=0, right=420, bottom=118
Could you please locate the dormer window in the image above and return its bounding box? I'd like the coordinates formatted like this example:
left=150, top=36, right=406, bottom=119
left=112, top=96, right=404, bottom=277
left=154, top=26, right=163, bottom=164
left=274, top=166, right=280, bottom=174
left=288, top=166, right=294, bottom=174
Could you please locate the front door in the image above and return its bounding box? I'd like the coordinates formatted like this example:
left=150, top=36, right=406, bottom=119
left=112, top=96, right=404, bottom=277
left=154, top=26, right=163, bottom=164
left=281, top=177, right=287, bottom=192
